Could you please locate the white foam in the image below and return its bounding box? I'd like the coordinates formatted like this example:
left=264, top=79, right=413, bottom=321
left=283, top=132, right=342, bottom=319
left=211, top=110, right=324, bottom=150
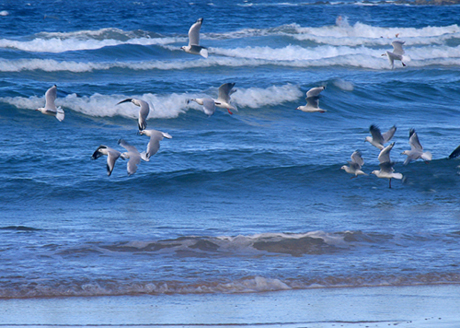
left=1, top=84, right=302, bottom=119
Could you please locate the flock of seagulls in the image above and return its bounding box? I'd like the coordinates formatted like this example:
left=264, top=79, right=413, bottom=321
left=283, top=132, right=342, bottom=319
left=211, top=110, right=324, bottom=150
left=342, top=125, right=434, bottom=188
left=31, top=18, right=456, bottom=184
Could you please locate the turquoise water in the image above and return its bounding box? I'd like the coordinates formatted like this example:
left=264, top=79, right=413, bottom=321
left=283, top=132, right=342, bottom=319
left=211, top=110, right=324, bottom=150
left=1, top=0, right=460, bottom=298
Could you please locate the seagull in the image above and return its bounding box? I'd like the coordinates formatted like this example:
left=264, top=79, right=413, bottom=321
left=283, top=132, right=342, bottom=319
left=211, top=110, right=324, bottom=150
left=181, top=18, right=208, bottom=58
left=382, top=40, right=406, bottom=69
left=365, top=124, right=397, bottom=150
left=371, top=142, right=403, bottom=188
left=187, top=98, right=216, bottom=116
left=117, top=98, right=150, bottom=131
left=91, top=145, right=124, bottom=176
left=36, top=85, right=65, bottom=121
left=118, top=139, right=141, bottom=176
left=401, top=129, right=432, bottom=165
left=214, top=83, right=237, bottom=115
left=296, top=86, right=326, bottom=113
left=138, top=129, right=172, bottom=161
left=341, top=150, right=366, bottom=178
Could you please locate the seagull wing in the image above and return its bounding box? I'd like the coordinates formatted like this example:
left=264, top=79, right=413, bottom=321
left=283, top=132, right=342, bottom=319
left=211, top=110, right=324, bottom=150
left=202, top=98, right=216, bottom=116
left=408, top=129, right=423, bottom=151
left=126, top=153, right=141, bottom=176
left=217, top=82, right=236, bottom=103
left=188, top=18, right=203, bottom=46
left=306, top=86, right=325, bottom=98
left=305, top=96, right=319, bottom=109
left=137, top=100, right=150, bottom=130
left=391, top=41, right=405, bottom=56
left=118, top=139, right=138, bottom=153
left=378, top=142, right=395, bottom=164
left=146, top=130, right=166, bottom=157
left=106, top=150, right=121, bottom=176
left=369, top=125, right=384, bottom=145
left=382, top=125, right=397, bottom=143
left=350, top=151, right=364, bottom=167
left=379, top=161, right=395, bottom=174
left=45, top=85, right=57, bottom=110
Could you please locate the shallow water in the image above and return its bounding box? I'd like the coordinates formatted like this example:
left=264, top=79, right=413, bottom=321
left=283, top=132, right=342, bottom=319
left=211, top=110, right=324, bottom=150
left=1, top=0, right=460, bottom=298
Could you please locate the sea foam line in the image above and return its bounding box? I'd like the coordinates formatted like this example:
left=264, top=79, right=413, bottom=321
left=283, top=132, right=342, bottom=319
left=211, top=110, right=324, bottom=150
left=0, top=84, right=303, bottom=119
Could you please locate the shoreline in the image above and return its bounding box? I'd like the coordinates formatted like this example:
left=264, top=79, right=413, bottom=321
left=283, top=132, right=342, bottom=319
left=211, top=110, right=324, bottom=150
left=1, top=284, right=459, bottom=327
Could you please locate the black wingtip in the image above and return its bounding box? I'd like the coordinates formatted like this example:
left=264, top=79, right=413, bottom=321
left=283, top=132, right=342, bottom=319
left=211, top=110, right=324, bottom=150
left=449, top=145, right=460, bottom=159
left=116, top=98, right=132, bottom=105
left=409, top=128, right=415, bottom=137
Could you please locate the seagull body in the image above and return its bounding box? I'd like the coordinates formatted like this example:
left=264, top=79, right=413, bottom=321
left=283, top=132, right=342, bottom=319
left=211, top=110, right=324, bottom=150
left=382, top=40, right=406, bottom=69
left=296, top=86, right=326, bottom=113
left=91, top=145, right=124, bottom=176
left=371, top=142, right=403, bottom=188
left=36, top=85, right=65, bottom=121
left=341, top=150, right=366, bottom=178
left=214, top=83, right=237, bottom=115
left=188, top=98, right=216, bottom=116
left=138, top=129, right=172, bottom=161
left=365, top=124, right=397, bottom=150
left=117, top=98, right=150, bottom=131
left=401, top=129, right=432, bottom=165
left=118, top=139, right=141, bottom=176
left=181, top=18, right=208, bottom=58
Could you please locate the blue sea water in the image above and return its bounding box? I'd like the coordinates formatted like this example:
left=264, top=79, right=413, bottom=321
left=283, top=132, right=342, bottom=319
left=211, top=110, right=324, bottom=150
left=1, top=0, right=460, bottom=298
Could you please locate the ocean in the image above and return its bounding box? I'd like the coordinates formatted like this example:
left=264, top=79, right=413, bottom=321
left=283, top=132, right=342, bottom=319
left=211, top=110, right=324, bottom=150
left=1, top=0, right=460, bottom=299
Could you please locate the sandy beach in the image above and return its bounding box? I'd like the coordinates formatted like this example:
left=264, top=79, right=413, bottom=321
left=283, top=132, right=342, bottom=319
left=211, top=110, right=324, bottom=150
left=1, top=284, right=460, bottom=327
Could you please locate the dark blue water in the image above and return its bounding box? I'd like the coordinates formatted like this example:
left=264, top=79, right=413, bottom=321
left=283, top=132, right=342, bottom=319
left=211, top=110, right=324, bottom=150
left=1, top=0, right=460, bottom=298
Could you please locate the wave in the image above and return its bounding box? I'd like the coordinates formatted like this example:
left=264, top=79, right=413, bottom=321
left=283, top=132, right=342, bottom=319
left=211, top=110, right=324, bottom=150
left=1, top=230, right=459, bottom=298
left=1, top=42, right=459, bottom=72
left=0, top=84, right=302, bottom=119
left=1, top=23, right=458, bottom=53
left=1, top=273, right=459, bottom=298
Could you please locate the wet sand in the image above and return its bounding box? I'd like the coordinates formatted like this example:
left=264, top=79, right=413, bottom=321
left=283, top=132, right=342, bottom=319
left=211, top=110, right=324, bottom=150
left=1, top=284, right=460, bottom=327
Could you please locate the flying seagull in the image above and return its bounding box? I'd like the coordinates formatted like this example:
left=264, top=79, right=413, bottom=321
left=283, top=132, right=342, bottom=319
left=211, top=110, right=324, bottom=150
left=215, top=83, right=237, bottom=115
left=382, top=40, right=406, bottom=69
left=118, top=139, right=142, bottom=176
left=296, top=86, right=326, bottom=113
left=187, top=98, right=216, bottom=116
left=371, top=142, right=403, bottom=188
left=91, top=145, right=124, bottom=176
left=36, top=85, right=65, bottom=121
left=138, top=129, right=172, bottom=161
left=365, top=124, right=397, bottom=150
left=401, top=129, right=432, bottom=165
left=341, top=150, right=366, bottom=178
left=117, top=98, right=150, bottom=131
left=181, top=18, right=208, bottom=58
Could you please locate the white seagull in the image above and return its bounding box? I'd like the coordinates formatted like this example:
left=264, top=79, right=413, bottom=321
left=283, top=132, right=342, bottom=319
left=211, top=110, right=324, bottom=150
left=401, top=129, right=432, bottom=165
left=187, top=98, right=216, bottom=116
left=215, top=82, right=237, bottom=115
left=117, top=98, right=150, bottom=131
left=371, top=142, right=403, bottom=188
left=36, top=85, right=65, bottom=121
left=138, top=129, right=172, bottom=161
left=382, top=40, right=406, bottom=69
left=296, top=86, right=326, bottom=113
left=91, top=145, right=124, bottom=176
left=181, top=18, right=208, bottom=58
left=341, top=150, right=366, bottom=178
left=118, top=139, right=142, bottom=176
left=365, top=124, right=397, bottom=150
